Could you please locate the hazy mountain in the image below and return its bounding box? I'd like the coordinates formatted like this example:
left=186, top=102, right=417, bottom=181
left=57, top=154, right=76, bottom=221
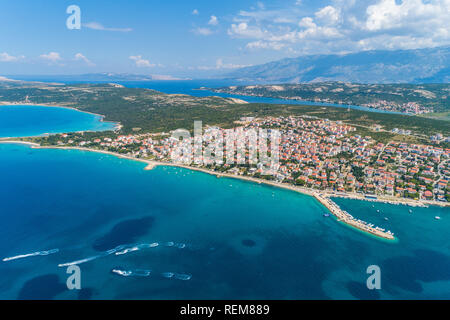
left=226, top=46, right=450, bottom=84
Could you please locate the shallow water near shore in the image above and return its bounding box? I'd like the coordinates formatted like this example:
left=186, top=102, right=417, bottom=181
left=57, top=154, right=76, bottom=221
left=0, top=143, right=449, bottom=300
left=0, top=105, right=116, bottom=138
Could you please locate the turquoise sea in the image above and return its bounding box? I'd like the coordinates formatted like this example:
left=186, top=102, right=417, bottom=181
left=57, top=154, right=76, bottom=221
left=0, top=80, right=448, bottom=299
left=0, top=105, right=116, bottom=138
left=0, top=143, right=449, bottom=300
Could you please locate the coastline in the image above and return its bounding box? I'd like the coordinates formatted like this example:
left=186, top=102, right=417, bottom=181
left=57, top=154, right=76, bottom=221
left=5, top=141, right=449, bottom=240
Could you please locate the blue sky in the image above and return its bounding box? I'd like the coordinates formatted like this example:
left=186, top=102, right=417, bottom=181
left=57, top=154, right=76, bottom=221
left=1, top=0, right=449, bottom=77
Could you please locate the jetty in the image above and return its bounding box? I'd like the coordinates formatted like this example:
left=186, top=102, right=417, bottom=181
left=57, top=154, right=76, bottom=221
left=314, top=193, right=395, bottom=240
left=144, top=163, right=156, bottom=170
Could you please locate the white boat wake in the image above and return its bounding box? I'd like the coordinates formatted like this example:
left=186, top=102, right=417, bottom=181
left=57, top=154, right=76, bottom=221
left=113, top=268, right=192, bottom=280
left=2, top=249, right=59, bottom=262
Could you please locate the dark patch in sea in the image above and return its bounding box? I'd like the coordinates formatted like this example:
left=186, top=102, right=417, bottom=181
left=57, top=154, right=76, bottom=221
left=17, top=274, right=66, bottom=300
left=382, top=249, right=450, bottom=293
left=242, top=239, right=256, bottom=247
left=346, top=281, right=380, bottom=300
left=92, top=216, right=154, bottom=251
left=46, top=204, right=134, bottom=244
left=192, top=231, right=334, bottom=299
left=0, top=266, right=28, bottom=293
left=78, top=288, right=94, bottom=300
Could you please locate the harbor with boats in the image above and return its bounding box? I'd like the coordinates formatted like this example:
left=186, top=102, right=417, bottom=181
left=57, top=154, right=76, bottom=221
left=314, top=193, right=396, bottom=240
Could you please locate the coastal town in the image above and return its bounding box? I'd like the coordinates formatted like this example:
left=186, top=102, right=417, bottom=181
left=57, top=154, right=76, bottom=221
left=15, top=114, right=447, bottom=240
left=362, top=101, right=432, bottom=115
left=46, top=115, right=450, bottom=206
left=207, top=83, right=447, bottom=115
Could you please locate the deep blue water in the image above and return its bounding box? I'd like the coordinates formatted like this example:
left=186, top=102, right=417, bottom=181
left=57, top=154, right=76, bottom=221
left=0, top=105, right=116, bottom=138
left=0, top=144, right=448, bottom=300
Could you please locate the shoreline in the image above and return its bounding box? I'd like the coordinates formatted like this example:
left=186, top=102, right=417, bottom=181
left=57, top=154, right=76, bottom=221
left=3, top=141, right=449, bottom=240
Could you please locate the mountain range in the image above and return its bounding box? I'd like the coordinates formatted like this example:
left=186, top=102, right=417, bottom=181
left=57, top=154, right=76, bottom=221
left=225, top=46, right=450, bottom=84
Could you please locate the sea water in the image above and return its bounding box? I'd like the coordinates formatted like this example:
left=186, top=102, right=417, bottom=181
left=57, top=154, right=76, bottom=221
left=0, top=143, right=448, bottom=300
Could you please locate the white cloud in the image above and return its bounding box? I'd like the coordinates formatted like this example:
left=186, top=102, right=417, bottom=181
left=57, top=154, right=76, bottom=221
left=297, top=16, right=342, bottom=40
left=129, top=55, right=155, bottom=68
left=83, top=22, right=132, bottom=32
left=298, top=17, right=316, bottom=29
left=208, top=15, right=219, bottom=26
left=315, top=6, right=340, bottom=25
left=192, top=9, right=199, bottom=15
left=228, top=22, right=267, bottom=39
left=246, top=40, right=286, bottom=50
left=365, top=0, right=449, bottom=31
left=198, top=59, right=252, bottom=70
left=216, top=58, right=250, bottom=69
left=192, top=27, right=214, bottom=36
left=0, top=52, right=23, bottom=62
left=226, top=0, right=450, bottom=53
left=40, top=52, right=62, bottom=63
left=74, top=53, right=94, bottom=66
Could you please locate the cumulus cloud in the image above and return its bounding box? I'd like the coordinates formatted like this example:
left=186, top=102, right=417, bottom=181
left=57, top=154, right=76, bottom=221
left=192, top=27, right=214, bottom=36
left=192, top=9, right=199, bottom=15
left=208, top=15, right=219, bottom=26
left=365, top=0, right=449, bottom=31
left=228, top=22, right=267, bottom=39
left=315, top=6, right=340, bottom=25
left=74, top=53, right=94, bottom=66
left=83, top=22, right=132, bottom=32
left=0, top=52, right=24, bottom=62
left=129, top=55, right=155, bottom=68
left=226, top=0, right=450, bottom=53
left=40, top=52, right=62, bottom=63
